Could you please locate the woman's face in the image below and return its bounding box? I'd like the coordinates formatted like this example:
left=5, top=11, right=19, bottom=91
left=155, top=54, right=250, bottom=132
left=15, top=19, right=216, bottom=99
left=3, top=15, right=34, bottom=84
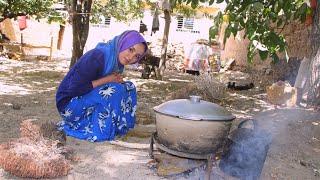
left=118, top=43, right=145, bottom=65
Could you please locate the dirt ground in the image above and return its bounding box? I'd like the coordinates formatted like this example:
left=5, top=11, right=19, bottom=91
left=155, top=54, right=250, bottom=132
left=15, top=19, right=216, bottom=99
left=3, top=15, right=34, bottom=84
left=0, top=55, right=319, bottom=180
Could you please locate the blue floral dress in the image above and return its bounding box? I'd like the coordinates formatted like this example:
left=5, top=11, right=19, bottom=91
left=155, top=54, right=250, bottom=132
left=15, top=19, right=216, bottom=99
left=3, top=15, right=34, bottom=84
left=58, top=81, right=137, bottom=142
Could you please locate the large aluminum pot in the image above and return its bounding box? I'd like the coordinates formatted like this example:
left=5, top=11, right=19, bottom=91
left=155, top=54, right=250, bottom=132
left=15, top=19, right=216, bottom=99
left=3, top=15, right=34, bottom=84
left=153, top=96, right=235, bottom=155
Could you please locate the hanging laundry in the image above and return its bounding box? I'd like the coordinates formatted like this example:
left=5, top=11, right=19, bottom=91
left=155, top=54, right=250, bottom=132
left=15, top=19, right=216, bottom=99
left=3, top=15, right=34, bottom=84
left=139, top=20, right=148, bottom=34
left=151, top=5, right=160, bottom=36
left=18, top=16, right=27, bottom=31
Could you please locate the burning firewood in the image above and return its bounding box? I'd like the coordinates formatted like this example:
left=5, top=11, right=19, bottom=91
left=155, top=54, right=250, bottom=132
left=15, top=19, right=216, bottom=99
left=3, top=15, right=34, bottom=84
left=0, top=119, right=71, bottom=178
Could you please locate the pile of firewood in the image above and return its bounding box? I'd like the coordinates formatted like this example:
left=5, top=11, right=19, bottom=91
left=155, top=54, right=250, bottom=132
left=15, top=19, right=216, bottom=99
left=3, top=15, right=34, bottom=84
left=266, top=81, right=297, bottom=107
left=0, top=119, right=71, bottom=178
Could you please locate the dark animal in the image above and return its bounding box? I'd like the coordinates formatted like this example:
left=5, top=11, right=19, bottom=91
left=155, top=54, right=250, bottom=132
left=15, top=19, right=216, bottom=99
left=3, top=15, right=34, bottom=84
left=141, top=65, right=151, bottom=79
left=140, top=54, right=160, bottom=79
left=0, top=32, right=10, bottom=42
left=227, top=82, right=254, bottom=91
left=0, top=32, right=10, bottom=52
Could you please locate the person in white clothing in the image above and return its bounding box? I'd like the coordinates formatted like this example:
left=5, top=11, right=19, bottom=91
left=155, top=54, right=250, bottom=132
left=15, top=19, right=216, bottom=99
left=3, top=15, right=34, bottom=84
left=183, top=39, right=212, bottom=75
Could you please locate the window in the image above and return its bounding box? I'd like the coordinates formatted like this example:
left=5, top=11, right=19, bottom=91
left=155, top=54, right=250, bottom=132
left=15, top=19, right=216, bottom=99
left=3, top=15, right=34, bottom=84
left=177, top=16, right=183, bottom=29
left=176, top=16, right=194, bottom=29
left=184, top=18, right=194, bottom=30
left=176, top=16, right=199, bottom=34
left=104, top=16, right=111, bottom=25
left=92, top=16, right=111, bottom=28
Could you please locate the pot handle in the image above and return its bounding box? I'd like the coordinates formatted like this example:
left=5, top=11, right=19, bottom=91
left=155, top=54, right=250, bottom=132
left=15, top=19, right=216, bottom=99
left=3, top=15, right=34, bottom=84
left=237, top=118, right=257, bottom=130
left=227, top=118, right=257, bottom=141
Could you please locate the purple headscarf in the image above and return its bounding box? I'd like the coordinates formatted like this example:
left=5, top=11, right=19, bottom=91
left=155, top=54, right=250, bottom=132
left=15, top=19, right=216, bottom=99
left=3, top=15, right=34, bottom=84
left=117, top=30, right=148, bottom=62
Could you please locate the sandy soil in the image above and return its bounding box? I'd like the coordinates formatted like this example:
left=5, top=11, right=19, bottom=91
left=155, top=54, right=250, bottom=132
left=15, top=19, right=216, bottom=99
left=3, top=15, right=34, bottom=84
left=0, top=55, right=319, bottom=180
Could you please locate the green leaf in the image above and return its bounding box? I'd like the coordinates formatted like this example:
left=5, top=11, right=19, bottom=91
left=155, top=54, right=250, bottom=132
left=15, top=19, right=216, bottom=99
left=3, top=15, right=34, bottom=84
left=217, top=0, right=224, bottom=3
left=239, top=18, right=245, bottom=26
left=278, top=0, right=284, bottom=12
left=225, top=24, right=232, bottom=38
left=209, top=26, right=219, bottom=39
left=285, top=11, right=293, bottom=20
left=223, top=25, right=232, bottom=44
left=230, top=22, right=239, bottom=37
left=300, top=12, right=306, bottom=22
left=271, top=53, right=280, bottom=63
left=191, top=0, right=198, bottom=9
left=294, top=3, right=308, bottom=20
left=276, top=18, right=283, bottom=27
left=252, top=2, right=264, bottom=11
left=177, top=0, right=183, bottom=4
left=269, top=12, right=277, bottom=21
left=259, top=50, right=268, bottom=60
left=306, top=7, right=312, bottom=15
left=209, top=0, right=215, bottom=5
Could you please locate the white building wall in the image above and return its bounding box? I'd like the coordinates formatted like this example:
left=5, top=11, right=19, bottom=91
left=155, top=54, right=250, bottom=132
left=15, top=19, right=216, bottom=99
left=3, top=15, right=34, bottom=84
left=82, top=10, right=213, bottom=53
left=3, top=10, right=213, bottom=56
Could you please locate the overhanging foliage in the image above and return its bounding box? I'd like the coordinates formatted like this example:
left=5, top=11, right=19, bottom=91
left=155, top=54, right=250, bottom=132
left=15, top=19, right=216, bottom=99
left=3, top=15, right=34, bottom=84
left=171, top=0, right=311, bottom=63
left=0, top=0, right=54, bottom=22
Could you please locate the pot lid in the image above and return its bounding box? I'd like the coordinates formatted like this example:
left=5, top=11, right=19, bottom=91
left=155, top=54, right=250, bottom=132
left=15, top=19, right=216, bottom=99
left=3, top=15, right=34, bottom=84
left=153, top=96, right=235, bottom=121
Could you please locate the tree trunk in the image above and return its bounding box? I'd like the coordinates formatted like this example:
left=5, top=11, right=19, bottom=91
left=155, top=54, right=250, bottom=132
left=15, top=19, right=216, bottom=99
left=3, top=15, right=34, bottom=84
left=307, top=1, right=320, bottom=107
left=57, top=24, right=65, bottom=50
left=158, top=7, right=171, bottom=80
left=307, top=50, right=320, bottom=106
left=70, top=0, right=92, bottom=68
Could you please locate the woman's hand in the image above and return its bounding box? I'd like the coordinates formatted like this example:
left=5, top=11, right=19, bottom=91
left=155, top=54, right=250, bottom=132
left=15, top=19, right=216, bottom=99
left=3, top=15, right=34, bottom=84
left=92, top=73, right=124, bottom=88
left=109, top=73, right=124, bottom=83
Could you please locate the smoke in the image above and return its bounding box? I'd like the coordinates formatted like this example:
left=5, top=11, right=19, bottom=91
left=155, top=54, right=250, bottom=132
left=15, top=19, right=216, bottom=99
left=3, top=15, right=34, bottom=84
left=219, top=119, right=272, bottom=179
left=151, top=108, right=318, bottom=179
left=218, top=108, right=320, bottom=179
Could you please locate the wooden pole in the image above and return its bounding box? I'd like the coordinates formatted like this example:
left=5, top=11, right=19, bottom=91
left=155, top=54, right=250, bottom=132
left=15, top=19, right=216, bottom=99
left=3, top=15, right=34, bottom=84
left=49, top=36, right=53, bottom=61
left=20, top=33, right=24, bottom=55
left=20, top=33, right=23, bottom=44
left=57, top=24, right=65, bottom=50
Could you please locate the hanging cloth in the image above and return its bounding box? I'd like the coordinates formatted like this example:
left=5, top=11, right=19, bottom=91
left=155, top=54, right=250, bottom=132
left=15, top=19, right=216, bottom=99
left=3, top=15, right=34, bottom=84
left=151, top=6, right=160, bottom=36
left=18, top=16, right=27, bottom=31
